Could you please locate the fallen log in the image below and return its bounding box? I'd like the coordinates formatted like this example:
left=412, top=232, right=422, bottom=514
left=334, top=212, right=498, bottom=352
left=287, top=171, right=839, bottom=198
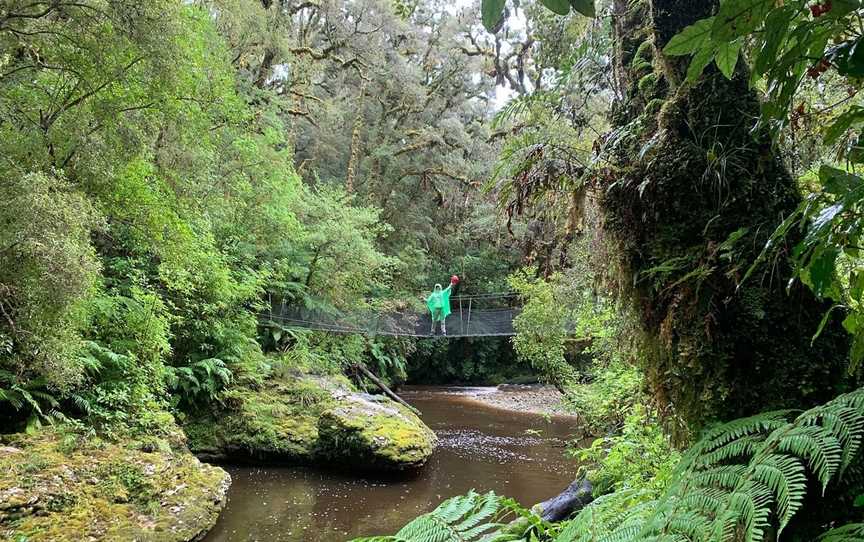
left=537, top=475, right=593, bottom=522
left=353, top=364, right=421, bottom=416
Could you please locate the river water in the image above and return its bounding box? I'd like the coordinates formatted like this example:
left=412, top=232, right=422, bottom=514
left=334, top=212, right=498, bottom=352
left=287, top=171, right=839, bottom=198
left=201, top=386, right=581, bottom=542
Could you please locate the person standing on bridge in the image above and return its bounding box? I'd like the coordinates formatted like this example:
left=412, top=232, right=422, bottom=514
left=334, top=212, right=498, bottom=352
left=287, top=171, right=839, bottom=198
left=427, top=275, right=458, bottom=335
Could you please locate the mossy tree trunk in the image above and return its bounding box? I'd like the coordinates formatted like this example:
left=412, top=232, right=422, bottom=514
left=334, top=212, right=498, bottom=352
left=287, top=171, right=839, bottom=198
left=604, top=0, right=852, bottom=436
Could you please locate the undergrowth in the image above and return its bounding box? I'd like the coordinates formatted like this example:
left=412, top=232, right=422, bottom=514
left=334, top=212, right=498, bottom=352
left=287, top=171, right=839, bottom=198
left=356, top=386, right=864, bottom=542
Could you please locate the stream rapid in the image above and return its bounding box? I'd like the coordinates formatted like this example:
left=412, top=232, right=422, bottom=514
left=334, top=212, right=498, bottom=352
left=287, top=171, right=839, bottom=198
left=201, top=386, right=581, bottom=542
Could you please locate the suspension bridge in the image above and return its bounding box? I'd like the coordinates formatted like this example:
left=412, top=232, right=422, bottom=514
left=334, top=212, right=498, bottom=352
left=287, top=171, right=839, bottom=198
left=261, top=292, right=521, bottom=338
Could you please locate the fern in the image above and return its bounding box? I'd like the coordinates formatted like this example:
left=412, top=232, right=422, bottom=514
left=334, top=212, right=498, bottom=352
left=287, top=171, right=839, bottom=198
left=165, top=357, right=233, bottom=408
left=0, top=369, right=62, bottom=430
left=561, top=387, right=864, bottom=542
left=351, top=491, right=540, bottom=542
left=817, top=523, right=864, bottom=542
left=369, top=389, right=864, bottom=542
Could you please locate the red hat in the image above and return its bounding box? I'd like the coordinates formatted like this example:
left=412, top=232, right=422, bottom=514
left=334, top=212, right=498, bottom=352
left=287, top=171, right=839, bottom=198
left=450, top=275, right=460, bottom=284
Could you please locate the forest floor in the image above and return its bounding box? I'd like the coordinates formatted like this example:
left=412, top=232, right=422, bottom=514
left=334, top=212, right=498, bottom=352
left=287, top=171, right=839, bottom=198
left=465, top=385, right=573, bottom=417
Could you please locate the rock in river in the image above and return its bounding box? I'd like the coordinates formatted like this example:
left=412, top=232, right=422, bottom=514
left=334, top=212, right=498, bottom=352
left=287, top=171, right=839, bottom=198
left=317, top=392, right=437, bottom=470
left=184, top=372, right=436, bottom=471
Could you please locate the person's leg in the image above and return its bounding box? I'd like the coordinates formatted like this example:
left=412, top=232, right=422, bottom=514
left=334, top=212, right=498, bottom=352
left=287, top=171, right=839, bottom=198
left=441, top=318, right=446, bottom=336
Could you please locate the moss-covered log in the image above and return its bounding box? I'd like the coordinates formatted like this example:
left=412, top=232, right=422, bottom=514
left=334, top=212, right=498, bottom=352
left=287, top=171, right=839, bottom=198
left=604, top=0, right=853, bottom=436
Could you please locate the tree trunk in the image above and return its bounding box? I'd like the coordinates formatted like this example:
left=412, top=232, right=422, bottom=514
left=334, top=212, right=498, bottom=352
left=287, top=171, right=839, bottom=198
left=604, top=0, right=852, bottom=437
left=345, top=78, right=367, bottom=194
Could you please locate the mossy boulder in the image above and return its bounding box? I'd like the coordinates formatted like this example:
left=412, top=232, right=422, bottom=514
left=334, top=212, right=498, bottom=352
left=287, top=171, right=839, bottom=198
left=317, top=392, right=437, bottom=470
left=0, top=429, right=229, bottom=542
left=184, top=378, right=325, bottom=462
left=183, top=373, right=436, bottom=470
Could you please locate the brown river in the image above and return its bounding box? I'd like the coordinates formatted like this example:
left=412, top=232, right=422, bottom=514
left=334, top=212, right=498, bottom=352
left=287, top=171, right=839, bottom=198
left=201, top=386, right=582, bottom=542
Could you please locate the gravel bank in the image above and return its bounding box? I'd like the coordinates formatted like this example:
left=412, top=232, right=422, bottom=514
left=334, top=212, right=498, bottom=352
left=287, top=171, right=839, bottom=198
left=464, top=384, right=574, bottom=417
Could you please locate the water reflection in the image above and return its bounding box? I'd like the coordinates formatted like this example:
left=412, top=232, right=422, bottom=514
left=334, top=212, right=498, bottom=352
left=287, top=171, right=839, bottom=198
left=202, top=387, right=581, bottom=542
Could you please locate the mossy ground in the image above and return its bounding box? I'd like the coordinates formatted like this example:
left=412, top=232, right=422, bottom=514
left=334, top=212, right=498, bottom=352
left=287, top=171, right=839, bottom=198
left=183, top=372, right=436, bottom=470
left=0, top=428, right=230, bottom=542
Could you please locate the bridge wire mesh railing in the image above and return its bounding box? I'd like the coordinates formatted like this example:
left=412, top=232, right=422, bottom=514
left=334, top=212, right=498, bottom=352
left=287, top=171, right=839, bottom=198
left=260, top=293, right=521, bottom=338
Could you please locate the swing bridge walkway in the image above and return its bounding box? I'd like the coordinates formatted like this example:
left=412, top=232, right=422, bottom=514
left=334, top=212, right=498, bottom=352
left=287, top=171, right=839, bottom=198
left=260, top=292, right=521, bottom=338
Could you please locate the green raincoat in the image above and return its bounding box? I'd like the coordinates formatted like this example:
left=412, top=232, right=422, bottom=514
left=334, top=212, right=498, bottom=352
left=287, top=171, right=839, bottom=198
left=426, top=284, right=452, bottom=322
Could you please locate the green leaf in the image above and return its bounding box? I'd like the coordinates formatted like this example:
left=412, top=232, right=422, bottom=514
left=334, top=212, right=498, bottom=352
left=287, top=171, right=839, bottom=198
left=568, top=0, right=595, bottom=17
left=824, top=107, right=864, bottom=145
left=831, top=38, right=864, bottom=78
left=664, top=18, right=714, bottom=56
left=813, top=305, right=840, bottom=345
left=819, top=165, right=861, bottom=196
left=826, top=0, right=863, bottom=18
left=842, top=313, right=860, bottom=335
left=804, top=246, right=839, bottom=298
left=715, top=40, right=742, bottom=79
left=541, top=0, right=570, bottom=16
left=687, top=44, right=715, bottom=83
left=481, top=0, right=506, bottom=32
left=712, top=0, right=773, bottom=41
left=754, top=6, right=793, bottom=76
left=854, top=493, right=864, bottom=507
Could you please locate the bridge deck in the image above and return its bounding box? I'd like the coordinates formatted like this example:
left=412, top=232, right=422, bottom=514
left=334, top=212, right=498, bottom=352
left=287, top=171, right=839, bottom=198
left=261, top=294, right=520, bottom=338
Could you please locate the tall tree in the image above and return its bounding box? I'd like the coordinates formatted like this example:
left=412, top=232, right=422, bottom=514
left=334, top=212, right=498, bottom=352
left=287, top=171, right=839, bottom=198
left=602, top=0, right=852, bottom=434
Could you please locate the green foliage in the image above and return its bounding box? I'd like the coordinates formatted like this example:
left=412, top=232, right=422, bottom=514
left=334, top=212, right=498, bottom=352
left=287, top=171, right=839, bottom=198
left=575, top=405, right=680, bottom=496
left=352, top=490, right=547, bottom=542
left=375, top=388, right=864, bottom=542
left=818, top=523, right=864, bottom=542
left=564, top=360, right=646, bottom=434
left=509, top=269, right=577, bottom=390
left=483, top=0, right=596, bottom=32
left=0, top=171, right=101, bottom=391
left=509, top=241, right=623, bottom=395
left=165, top=358, right=233, bottom=409
left=0, top=369, right=63, bottom=434
left=664, top=0, right=864, bottom=372
left=407, top=337, right=526, bottom=386
left=559, top=387, right=864, bottom=541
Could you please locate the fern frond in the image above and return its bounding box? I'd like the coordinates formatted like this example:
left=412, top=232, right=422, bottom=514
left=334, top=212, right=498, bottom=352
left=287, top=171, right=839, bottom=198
left=367, top=389, right=864, bottom=542
left=749, top=454, right=807, bottom=531
left=817, top=523, right=864, bottom=542
left=351, top=491, right=514, bottom=542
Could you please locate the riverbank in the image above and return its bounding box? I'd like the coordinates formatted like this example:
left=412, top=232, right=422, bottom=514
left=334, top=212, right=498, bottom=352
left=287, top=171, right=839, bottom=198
left=463, top=385, right=574, bottom=417
left=201, top=386, right=580, bottom=541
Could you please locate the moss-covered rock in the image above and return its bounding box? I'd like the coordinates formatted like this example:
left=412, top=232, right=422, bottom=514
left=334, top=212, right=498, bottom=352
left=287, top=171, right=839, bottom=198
left=184, top=378, right=324, bottom=462
left=0, top=429, right=229, bottom=542
left=317, top=392, right=437, bottom=470
left=183, top=372, right=436, bottom=470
